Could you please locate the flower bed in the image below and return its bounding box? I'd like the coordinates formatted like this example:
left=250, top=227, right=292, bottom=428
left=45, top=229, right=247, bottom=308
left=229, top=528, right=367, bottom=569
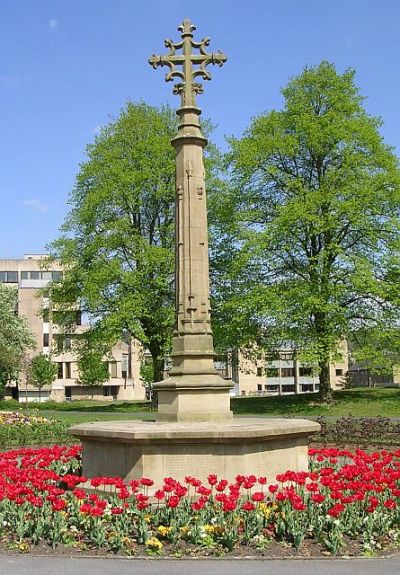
left=315, top=416, right=400, bottom=447
left=0, top=445, right=398, bottom=557
left=0, top=411, right=70, bottom=448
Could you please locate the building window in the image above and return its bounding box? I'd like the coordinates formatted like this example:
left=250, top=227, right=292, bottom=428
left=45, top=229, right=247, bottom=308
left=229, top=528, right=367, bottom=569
left=257, top=384, right=262, bottom=391
left=20, top=270, right=63, bottom=281
left=110, top=362, right=118, bottom=378
left=43, top=333, right=49, bottom=347
left=64, top=336, right=72, bottom=351
left=75, top=311, right=82, bottom=325
left=301, top=384, right=314, bottom=392
left=299, top=367, right=312, bottom=377
left=281, top=368, right=295, bottom=378
left=54, top=335, right=72, bottom=353
left=65, top=387, right=72, bottom=399
left=256, top=367, right=263, bottom=377
left=241, top=390, right=246, bottom=396
left=335, top=369, right=343, bottom=376
left=121, top=355, right=130, bottom=378
left=55, top=336, right=63, bottom=353
left=52, top=271, right=63, bottom=281
left=103, top=385, right=118, bottom=399
left=42, top=308, right=50, bottom=322
left=267, top=385, right=279, bottom=392
left=65, top=362, right=71, bottom=379
left=0, top=271, right=18, bottom=283
left=280, top=351, right=293, bottom=361
left=57, top=363, right=63, bottom=378
left=282, top=384, right=295, bottom=393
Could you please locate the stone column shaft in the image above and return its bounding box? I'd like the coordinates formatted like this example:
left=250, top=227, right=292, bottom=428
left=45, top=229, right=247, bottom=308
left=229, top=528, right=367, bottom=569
left=150, top=20, right=232, bottom=422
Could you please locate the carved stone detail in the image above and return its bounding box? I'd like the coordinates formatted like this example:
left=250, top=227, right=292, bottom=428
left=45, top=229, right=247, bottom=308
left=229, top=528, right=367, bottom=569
left=149, top=18, right=227, bottom=108
left=149, top=21, right=232, bottom=422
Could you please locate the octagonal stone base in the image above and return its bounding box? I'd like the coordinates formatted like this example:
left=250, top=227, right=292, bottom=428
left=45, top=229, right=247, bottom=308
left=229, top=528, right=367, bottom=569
left=70, top=418, right=320, bottom=489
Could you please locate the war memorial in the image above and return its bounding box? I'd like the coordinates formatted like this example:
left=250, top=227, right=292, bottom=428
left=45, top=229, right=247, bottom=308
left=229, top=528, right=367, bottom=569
left=70, top=19, right=319, bottom=488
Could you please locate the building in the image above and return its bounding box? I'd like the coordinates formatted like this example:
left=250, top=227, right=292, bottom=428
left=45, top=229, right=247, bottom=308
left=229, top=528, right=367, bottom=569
left=0, top=255, right=146, bottom=403
left=215, top=344, right=348, bottom=396
left=0, top=253, right=350, bottom=402
left=348, top=364, right=400, bottom=388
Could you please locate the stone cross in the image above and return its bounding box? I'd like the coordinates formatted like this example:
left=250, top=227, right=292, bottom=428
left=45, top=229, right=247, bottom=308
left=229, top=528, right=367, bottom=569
left=149, top=20, right=232, bottom=423
left=149, top=18, right=227, bottom=108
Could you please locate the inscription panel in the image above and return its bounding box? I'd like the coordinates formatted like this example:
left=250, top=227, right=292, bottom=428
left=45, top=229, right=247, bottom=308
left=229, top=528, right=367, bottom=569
left=163, top=453, right=213, bottom=479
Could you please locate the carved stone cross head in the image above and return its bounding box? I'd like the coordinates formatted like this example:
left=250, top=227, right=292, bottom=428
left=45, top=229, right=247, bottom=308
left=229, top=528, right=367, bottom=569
left=149, top=18, right=227, bottom=108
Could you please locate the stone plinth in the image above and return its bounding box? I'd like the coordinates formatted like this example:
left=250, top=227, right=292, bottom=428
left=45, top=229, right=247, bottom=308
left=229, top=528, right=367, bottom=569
left=156, top=386, right=233, bottom=423
left=70, top=418, right=319, bottom=489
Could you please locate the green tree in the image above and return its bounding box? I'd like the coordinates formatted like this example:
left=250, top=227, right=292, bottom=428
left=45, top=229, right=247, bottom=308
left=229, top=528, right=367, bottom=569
left=0, top=284, right=36, bottom=398
left=48, top=101, right=177, bottom=382
left=77, top=350, right=109, bottom=399
left=27, top=353, right=58, bottom=402
left=140, top=359, right=155, bottom=401
left=212, top=62, right=400, bottom=401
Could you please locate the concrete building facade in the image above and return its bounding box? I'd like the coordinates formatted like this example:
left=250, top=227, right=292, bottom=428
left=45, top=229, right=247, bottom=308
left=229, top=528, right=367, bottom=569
left=1, top=254, right=349, bottom=403
left=0, top=255, right=146, bottom=403
left=215, top=345, right=349, bottom=397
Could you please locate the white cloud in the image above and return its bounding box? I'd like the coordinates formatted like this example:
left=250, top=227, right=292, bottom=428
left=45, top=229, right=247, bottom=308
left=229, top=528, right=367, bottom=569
left=23, top=198, right=49, bottom=213
left=48, top=19, right=59, bottom=31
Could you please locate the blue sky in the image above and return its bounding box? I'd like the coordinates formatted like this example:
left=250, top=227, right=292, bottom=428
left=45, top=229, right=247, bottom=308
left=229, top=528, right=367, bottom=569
left=1, top=0, right=399, bottom=258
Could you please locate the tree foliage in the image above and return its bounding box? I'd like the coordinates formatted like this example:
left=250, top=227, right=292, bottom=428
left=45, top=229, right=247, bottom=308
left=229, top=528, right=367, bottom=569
left=27, top=353, right=58, bottom=402
left=0, top=285, right=36, bottom=398
left=211, top=62, right=400, bottom=400
left=48, top=101, right=178, bottom=382
left=77, top=350, right=109, bottom=399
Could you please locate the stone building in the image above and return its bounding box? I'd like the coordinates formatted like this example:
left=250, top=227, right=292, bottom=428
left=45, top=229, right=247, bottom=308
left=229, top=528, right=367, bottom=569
left=0, top=255, right=146, bottom=402
left=215, top=344, right=349, bottom=396
left=1, top=253, right=349, bottom=402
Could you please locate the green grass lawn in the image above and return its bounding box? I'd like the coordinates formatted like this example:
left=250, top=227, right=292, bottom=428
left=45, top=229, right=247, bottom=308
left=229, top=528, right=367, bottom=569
left=231, top=387, right=400, bottom=417
left=37, top=410, right=154, bottom=424
left=0, top=387, right=399, bottom=448
left=1, top=387, right=399, bottom=427
left=30, top=399, right=152, bottom=413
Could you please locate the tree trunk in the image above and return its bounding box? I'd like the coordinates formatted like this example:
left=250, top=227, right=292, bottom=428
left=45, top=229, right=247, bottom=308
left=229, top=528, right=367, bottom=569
left=149, top=342, right=164, bottom=410
left=152, top=356, right=164, bottom=383
left=318, top=359, right=333, bottom=402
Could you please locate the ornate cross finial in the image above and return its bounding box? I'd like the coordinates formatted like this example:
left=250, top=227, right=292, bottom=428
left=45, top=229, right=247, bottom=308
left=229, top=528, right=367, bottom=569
left=149, top=18, right=227, bottom=108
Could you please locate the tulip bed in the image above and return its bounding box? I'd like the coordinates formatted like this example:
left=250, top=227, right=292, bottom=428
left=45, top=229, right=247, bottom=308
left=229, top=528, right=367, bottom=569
left=0, top=445, right=399, bottom=557
left=0, top=411, right=70, bottom=448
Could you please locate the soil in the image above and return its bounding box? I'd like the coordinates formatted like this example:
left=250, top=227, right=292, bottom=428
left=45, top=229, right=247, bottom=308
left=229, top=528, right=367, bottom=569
left=0, top=536, right=398, bottom=560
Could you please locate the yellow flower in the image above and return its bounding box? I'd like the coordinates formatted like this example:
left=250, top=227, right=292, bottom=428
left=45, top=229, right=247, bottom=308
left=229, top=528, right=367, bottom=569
left=259, top=502, right=277, bottom=518
left=157, top=525, right=172, bottom=537
left=145, top=537, right=163, bottom=551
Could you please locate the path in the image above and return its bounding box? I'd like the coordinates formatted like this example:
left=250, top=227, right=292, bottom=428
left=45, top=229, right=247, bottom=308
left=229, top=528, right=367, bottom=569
left=1, top=554, right=399, bottom=575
